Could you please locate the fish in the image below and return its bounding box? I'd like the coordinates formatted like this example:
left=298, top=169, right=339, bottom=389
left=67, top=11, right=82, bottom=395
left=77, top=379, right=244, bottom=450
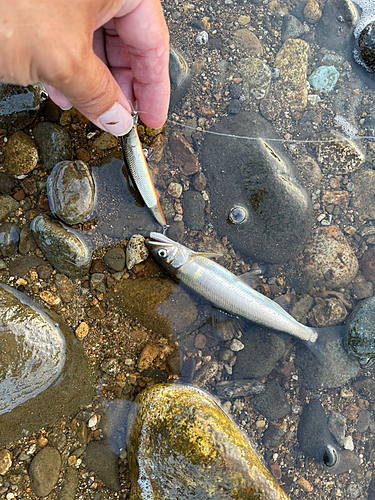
left=120, top=112, right=167, bottom=228
left=146, top=232, right=319, bottom=345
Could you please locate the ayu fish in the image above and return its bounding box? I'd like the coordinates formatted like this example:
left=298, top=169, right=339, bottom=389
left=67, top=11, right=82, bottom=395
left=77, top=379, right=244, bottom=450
left=120, top=113, right=167, bottom=228
left=146, top=232, right=319, bottom=345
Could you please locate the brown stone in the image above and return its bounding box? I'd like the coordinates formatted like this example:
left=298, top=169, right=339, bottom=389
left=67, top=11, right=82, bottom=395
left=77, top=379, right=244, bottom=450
left=137, top=344, right=160, bottom=371
left=169, top=131, right=200, bottom=175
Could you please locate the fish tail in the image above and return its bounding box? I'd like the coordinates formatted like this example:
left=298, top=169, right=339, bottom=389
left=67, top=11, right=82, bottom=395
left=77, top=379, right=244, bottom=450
left=304, top=325, right=346, bottom=362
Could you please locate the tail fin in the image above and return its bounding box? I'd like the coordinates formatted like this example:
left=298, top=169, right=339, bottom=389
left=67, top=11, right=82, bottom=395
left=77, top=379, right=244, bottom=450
left=304, top=325, right=346, bottom=363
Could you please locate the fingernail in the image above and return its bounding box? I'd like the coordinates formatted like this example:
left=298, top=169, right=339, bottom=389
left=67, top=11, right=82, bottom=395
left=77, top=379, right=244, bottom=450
left=98, top=102, right=133, bottom=136
left=60, top=104, right=73, bottom=111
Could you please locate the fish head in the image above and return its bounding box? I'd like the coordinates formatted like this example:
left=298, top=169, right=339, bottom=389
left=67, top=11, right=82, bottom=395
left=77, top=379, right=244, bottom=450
left=146, top=232, right=193, bottom=274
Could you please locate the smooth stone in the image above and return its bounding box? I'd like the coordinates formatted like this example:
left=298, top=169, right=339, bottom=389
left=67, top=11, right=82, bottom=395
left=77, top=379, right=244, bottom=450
left=328, top=411, right=347, bottom=446
left=262, top=424, right=285, bottom=450
left=303, top=226, right=358, bottom=287
left=356, top=409, right=371, bottom=433
left=47, top=160, right=95, bottom=224
left=58, top=467, right=79, bottom=500
left=18, top=226, right=37, bottom=254
left=361, top=247, right=375, bottom=284
left=239, top=57, right=271, bottom=99
left=33, top=122, right=72, bottom=171
left=228, top=99, right=240, bottom=114
left=29, top=447, right=61, bottom=497
left=30, top=214, right=93, bottom=278
left=233, top=30, right=263, bottom=55
left=8, top=255, right=44, bottom=277
left=297, top=400, right=339, bottom=466
left=0, top=195, right=21, bottom=222
left=85, top=440, right=120, bottom=491
left=232, top=327, right=285, bottom=379
left=351, top=169, right=375, bottom=219
left=200, top=112, right=313, bottom=263
left=127, top=384, right=290, bottom=500
left=4, top=131, right=39, bottom=175
left=93, top=132, right=118, bottom=150
left=272, top=39, right=310, bottom=111
left=106, top=277, right=198, bottom=338
left=309, top=65, right=340, bottom=92
left=0, top=286, right=94, bottom=446
left=0, top=222, right=20, bottom=256
left=169, top=131, right=200, bottom=175
left=252, top=380, right=290, bottom=421
left=281, top=14, right=306, bottom=42
left=294, top=327, right=359, bottom=389
left=104, top=246, right=126, bottom=272
left=169, top=46, right=192, bottom=109
left=295, top=154, right=322, bottom=185
left=182, top=190, right=205, bottom=230
left=125, top=235, right=148, bottom=270
left=0, top=83, right=43, bottom=130
left=0, top=173, right=15, bottom=194
left=346, top=296, right=375, bottom=359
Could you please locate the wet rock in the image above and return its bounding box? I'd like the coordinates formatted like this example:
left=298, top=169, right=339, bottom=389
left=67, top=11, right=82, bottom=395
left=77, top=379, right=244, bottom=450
left=103, top=246, right=126, bottom=272
left=127, top=384, right=290, bottom=500
left=54, top=274, right=75, bottom=302
left=233, top=30, right=263, bottom=55
left=346, top=296, right=375, bottom=359
left=182, top=190, right=205, bottom=230
left=291, top=294, right=314, bottom=324
left=281, top=15, right=305, bottom=42
left=137, top=344, right=160, bottom=371
left=354, top=21, right=375, bottom=74
left=239, top=58, right=272, bottom=99
left=58, top=467, right=79, bottom=500
left=169, top=47, right=192, bottom=109
left=272, top=39, right=310, bottom=111
left=352, top=276, right=373, bottom=299
left=169, top=131, right=199, bottom=175
left=307, top=297, right=347, bottom=327
left=297, top=399, right=339, bottom=466
left=328, top=411, right=347, bottom=446
left=192, top=171, right=207, bottom=191
left=263, top=424, right=285, bottom=450
left=33, top=122, right=72, bottom=171
left=201, top=112, right=313, bottom=263
left=295, top=326, right=359, bottom=389
left=233, top=327, right=285, bottom=379
left=304, top=0, right=322, bottom=23
left=309, top=66, right=339, bottom=92
left=215, top=380, right=264, bottom=398
left=259, top=98, right=281, bottom=121
left=361, top=247, right=375, bottom=284
left=315, top=131, right=364, bottom=174
left=252, top=380, right=290, bottom=421
left=303, top=226, right=358, bottom=288
left=0, top=83, right=43, bottom=130
left=31, top=214, right=93, bottom=278
left=18, top=226, right=37, bottom=254
left=4, top=131, right=38, bottom=175
left=29, top=447, right=61, bottom=497
left=357, top=409, right=371, bottom=433
left=316, top=0, right=359, bottom=53
left=0, top=172, right=15, bottom=194
left=0, top=449, right=12, bottom=474
left=93, top=132, right=118, bottom=150
left=0, top=222, right=20, bottom=257
left=351, top=169, right=375, bottom=219
left=47, top=160, right=95, bottom=224
left=8, top=255, right=45, bottom=277
left=85, top=440, right=120, bottom=491
left=126, top=235, right=148, bottom=270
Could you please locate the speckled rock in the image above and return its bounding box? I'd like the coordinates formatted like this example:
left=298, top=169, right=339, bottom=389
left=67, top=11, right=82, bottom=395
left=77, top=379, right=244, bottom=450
left=93, top=132, right=118, bottom=150
left=47, top=160, right=95, bottom=224
left=295, top=326, right=359, bottom=389
left=272, top=39, right=310, bottom=111
left=126, top=235, right=148, bottom=270
left=18, top=226, right=37, bottom=254
left=29, top=447, right=61, bottom=497
left=297, top=400, right=339, bottom=466
left=4, top=130, right=39, bottom=175
left=169, top=131, right=199, bottom=175
left=346, top=296, right=375, bottom=359
left=30, top=214, right=93, bottom=278
left=315, top=132, right=364, bottom=174
left=239, top=58, right=272, bottom=99
left=127, top=384, right=290, bottom=500
left=303, top=0, right=322, bottom=23
left=104, top=246, right=126, bottom=272
left=33, top=122, right=72, bottom=171
left=351, top=169, right=375, bottom=219
left=0, top=222, right=20, bottom=257
left=307, top=297, right=348, bottom=327
left=201, top=112, right=313, bottom=263
left=303, top=226, right=358, bottom=288
left=354, top=20, right=375, bottom=74
left=182, top=190, right=206, bottom=230
left=309, top=66, right=339, bottom=92
left=0, top=83, right=43, bottom=131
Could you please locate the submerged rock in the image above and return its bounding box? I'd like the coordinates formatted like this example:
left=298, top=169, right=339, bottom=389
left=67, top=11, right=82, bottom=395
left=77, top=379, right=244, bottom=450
left=346, top=296, right=375, bottom=360
left=0, top=222, right=20, bottom=257
left=239, top=57, right=272, bottom=99
left=30, top=214, right=93, bottom=278
left=0, top=83, right=43, bottom=131
left=127, top=383, right=290, bottom=500
left=33, top=122, right=72, bottom=171
left=169, top=47, right=192, bottom=109
left=308, top=66, right=340, bottom=92
left=354, top=20, right=375, bottom=74
left=200, top=112, right=313, bottom=263
left=47, top=160, right=96, bottom=224
left=4, top=131, right=39, bottom=175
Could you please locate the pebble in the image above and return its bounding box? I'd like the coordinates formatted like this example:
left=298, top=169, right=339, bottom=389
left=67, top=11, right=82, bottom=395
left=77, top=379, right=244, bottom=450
left=196, top=30, right=208, bottom=45
left=303, top=225, right=358, bottom=288
left=4, top=131, right=38, bottom=175
left=58, top=467, right=79, bottom=500
left=167, top=181, right=183, bottom=198
left=40, top=290, right=62, bottom=306
left=31, top=214, right=93, bottom=278
left=192, top=171, right=207, bottom=191
left=328, top=411, right=347, bottom=446
left=0, top=222, right=20, bottom=257
left=259, top=98, right=281, bottom=121
left=90, top=273, right=106, bottom=293
left=137, top=343, right=160, bottom=371
left=0, top=172, right=15, bottom=194
left=351, top=169, right=375, bottom=219
left=85, top=440, right=121, bottom=491
left=343, top=435, right=354, bottom=451
left=238, top=15, right=250, bottom=25
left=303, top=0, right=322, bottom=23
left=239, top=58, right=272, bottom=99
left=93, top=132, right=118, bottom=150
left=233, top=30, right=263, bottom=55
left=352, top=277, right=373, bottom=299
left=355, top=21, right=375, bottom=74
left=75, top=322, right=89, bottom=340
left=262, top=424, right=285, bottom=450
left=125, top=235, right=148, bottom=270
left=33, top=122, right=72, bottom=171
left=252, top=380, right=290, bottom=421
left=215, top=379, right=264, bottom=398
left=29, top=447, right=61, bottom=497
left=169, top=131, right=200, bottom=175
left=182, top=190, right=205, bottom=230
left=194, top=332, right=207, bottom=349
left=356, top=409, right=371, bottom=433
left=54, top=274, right=75, bottom=302
left=316, top=131, right=364, bottom=174
left=47, top=160, right=96, bottom=224
left=307, top=297, right=347, bottom=327
left=0, top=449, right=12, bottom=474
left=309, top=65, right=339, bottom=92
left=281, top=15, right=306, bottom=42
left=104, top=246, right=126, bottom=272
left=297, top=476, right=313, bottom=493
left=230, top=339, right=244, bottom=351
left=346, top=296, right=375, bottom=359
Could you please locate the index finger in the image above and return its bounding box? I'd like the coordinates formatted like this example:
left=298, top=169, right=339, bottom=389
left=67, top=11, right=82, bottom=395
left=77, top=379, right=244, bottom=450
left=114, top=0, right=170, bottom=128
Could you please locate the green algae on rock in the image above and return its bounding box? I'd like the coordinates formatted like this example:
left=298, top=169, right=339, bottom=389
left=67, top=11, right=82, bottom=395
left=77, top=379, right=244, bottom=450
left=127, top=384, right=290, bottom=500
left=346, top=296, right=375, bottom=360
left=30, top=214, right=92, bottom=278
left=0, top=284, right=94, bottom=446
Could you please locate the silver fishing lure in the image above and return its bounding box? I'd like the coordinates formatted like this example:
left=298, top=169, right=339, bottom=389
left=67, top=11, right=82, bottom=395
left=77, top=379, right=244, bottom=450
left=146, top=232, right=318, bottom=344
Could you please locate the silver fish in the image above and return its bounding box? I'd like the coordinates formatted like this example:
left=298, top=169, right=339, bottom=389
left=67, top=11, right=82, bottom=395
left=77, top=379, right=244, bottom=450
left=146, top=232, right=318, bottom=344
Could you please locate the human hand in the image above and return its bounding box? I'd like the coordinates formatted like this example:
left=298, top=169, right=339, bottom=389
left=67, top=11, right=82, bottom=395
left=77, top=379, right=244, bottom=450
left=0, top=0, right=170, bottom=135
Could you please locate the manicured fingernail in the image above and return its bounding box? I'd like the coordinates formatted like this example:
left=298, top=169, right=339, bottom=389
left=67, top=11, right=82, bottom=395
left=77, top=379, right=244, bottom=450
left=98, top=102, right=133, bottom=136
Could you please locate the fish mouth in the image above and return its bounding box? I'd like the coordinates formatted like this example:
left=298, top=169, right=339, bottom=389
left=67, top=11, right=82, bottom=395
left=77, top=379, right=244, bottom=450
left=147, top=231, right=176, bottom=248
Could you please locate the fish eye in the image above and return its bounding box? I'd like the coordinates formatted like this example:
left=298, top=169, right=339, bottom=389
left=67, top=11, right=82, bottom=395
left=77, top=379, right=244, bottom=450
left=227, top=206, right=248, bottom=225
left=157, top=248, right=169, bottom=259
left=323, top=445, right=338, bottom=467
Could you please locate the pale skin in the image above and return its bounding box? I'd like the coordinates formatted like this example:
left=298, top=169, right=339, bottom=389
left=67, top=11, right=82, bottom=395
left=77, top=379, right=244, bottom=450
left=0, top=0, right=170, bottom=135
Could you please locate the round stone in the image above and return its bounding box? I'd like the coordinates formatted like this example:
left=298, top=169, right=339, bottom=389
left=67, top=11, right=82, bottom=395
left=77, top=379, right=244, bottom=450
left=33, top=122, right=72, bottom=171
left=29, top=447, right=61, bottom=497
left=4, top=131, right=38, bottom=175
left=357, top=21, right=375, bottom=73
left=0, top=222, right=20, bottom=257
left=346, top=296, right=375, bottom=359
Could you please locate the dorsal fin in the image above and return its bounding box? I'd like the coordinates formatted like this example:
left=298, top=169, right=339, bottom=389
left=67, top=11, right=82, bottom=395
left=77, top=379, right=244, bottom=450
left=235, top=269, right=262, bottom=288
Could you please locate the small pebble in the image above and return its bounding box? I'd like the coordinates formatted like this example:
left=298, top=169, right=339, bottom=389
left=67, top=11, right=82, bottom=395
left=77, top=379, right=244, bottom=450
left=75, top=322, right=89, bottom=340
left=126, top=234, right=148, bottom=270
left=343, top=435, right=354, bottom=451
left=230, top=339, right=244, bottom=351
left=40, top=290, right=61, bottom=306
left=196, top=31, right=208, bottom=45
left=0, top=449, right=12, bottom=474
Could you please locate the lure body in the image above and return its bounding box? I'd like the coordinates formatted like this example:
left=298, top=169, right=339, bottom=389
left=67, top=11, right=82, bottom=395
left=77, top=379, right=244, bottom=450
left=122, top=117, right=166, bottom=227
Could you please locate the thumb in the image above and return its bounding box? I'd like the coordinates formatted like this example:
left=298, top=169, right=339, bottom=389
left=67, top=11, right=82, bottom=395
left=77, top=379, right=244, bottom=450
left=50, top=51, right=133, bottom=136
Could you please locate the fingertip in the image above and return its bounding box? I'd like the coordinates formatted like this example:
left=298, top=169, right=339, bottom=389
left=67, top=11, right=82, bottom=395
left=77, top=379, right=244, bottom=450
left=43, top=83, right=73, bottom=110
left=97, top=102, right=133, bottom=136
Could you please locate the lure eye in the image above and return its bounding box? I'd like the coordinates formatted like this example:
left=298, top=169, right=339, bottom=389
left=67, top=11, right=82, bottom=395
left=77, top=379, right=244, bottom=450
left=323, top=445, right=338, bottom=467
left=157, top=248, right=169, bottom=259
left=227, top=206, right=248, bottom=225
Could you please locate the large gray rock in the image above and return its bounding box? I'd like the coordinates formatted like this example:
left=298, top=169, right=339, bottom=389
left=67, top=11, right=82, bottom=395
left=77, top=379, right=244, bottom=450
left=0, top=84, right=43, bottom=130
left=200, top=112, right=313, bottom=263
